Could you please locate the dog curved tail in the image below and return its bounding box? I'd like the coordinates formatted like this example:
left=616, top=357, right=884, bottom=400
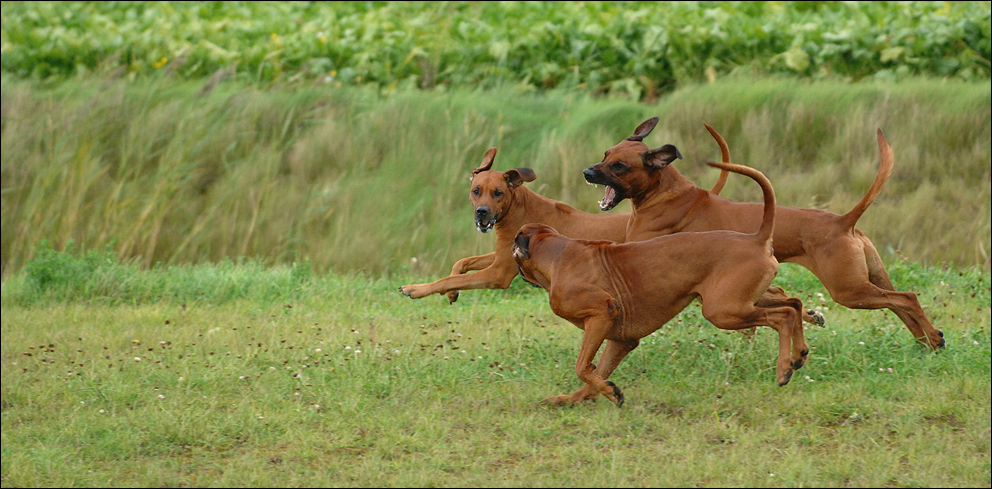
left=707, top=161, right=775, bottom=245
left=839, top=129, right=894, bottom=229
left=704, top=123, right=731, bottom=195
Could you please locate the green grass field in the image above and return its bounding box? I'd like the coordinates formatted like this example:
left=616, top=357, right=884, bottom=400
left=1, top=246, right=990, bottom=487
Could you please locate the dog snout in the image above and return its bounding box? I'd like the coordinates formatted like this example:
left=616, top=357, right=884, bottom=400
left=583, top=167, right=600, bottom=183
left=475, top=206, right=490, bottom=218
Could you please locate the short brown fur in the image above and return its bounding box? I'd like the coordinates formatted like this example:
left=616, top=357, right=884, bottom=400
left=583, top=118, right=943, bottom=349
left=513, top=162, right=808, bottom=406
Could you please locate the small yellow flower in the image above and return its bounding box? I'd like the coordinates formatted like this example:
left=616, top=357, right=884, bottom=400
left=153, top=57, right=168, bottom=69
left=330, top=70, right=337, bottom=77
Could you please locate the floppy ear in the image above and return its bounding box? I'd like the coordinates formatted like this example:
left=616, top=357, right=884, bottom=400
left=504, top=168, right=537, bottom=188
left=513, top=230, right=531, bottom=260
left=472, top=147, right=498, bottom=175
left=642, top=144, right=682, bottom=170
left=626, top=116, right=660, bottom=142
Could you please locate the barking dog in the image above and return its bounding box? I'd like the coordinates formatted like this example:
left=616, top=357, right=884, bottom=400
left=583, top=118, right=941, bottom=349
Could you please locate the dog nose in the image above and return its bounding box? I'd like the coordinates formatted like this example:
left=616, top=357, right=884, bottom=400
left=583, top=167, right=598, bottom=182
left=476, top=206, right=489, bottom=217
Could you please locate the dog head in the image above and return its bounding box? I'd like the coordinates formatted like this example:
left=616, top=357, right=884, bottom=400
left=469, top=147, right=537, bottom=233
left=512, top=223, right=559, bottom=289
left=582, top=116, right=682, bottom=211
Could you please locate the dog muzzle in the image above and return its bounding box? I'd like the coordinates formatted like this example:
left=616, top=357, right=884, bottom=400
left=475, top=207, right=498, bottom=233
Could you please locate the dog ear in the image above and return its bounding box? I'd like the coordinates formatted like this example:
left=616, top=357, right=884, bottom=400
left=504, top=168, right=537, bottom=188
left=626, top=116, right=660, bottom=142
left=472, top=147, right=498, bottom=175
left=513, top=230, right=531, bottom=260
left=642, top=144, right=682, bottom=170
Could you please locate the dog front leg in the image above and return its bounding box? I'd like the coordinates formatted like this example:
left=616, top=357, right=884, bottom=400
left=444, top=252, right=497, bottom=303
left=544, top=315, right=625, bottom=407
left=399, top=260, right=516, bottom=300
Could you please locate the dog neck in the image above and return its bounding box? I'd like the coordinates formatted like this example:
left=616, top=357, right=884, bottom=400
left=625, top=166, right=704, bottom=241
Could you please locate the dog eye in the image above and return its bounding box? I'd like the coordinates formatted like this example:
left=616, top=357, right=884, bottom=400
left=610, top=162, right=628, bottom=173
left=472, top=187, right=481, bottom=196
left=493, top=189, right=504, bottom=198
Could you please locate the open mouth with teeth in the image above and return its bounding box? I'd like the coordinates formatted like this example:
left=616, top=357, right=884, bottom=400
left=597, top=184, right=625, bottom=211
left=475, top=213, right=498, bottom=233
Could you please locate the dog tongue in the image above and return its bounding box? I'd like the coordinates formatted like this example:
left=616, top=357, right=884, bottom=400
left=602, top=186, right=616, bottom=209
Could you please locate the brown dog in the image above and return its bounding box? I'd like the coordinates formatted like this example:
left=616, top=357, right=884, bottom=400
left=399, top=147, right=631, bottom=302
left=583, top=117, right=944, bottom=349
left=400, top=132, right=739, bottom=303
left=513, top=161, right=809, bottom=407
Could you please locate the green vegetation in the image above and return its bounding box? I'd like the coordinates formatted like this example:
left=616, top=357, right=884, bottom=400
left=1, top=245, right=989, bottom=487
left=2, top=1, right=989, bottom=97
left=2, top=76, right=989, bottom=274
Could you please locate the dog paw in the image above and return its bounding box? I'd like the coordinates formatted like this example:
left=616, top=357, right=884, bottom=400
left=791, top=350, right=808, bottom=370
left=918, top=330, right=946, bottom=350
left=931, top=330, right=946, bottom=349
left=399, top=285, right=428, bottom=299
left=541, top=395, right=571, bottom=406
left=605, top=381, right=624, bottom=408
left=804, top=309, right=826, bottom=327
left=778, top=369, right=794, bottom=387
left=446, top=291, right=460, bottom=304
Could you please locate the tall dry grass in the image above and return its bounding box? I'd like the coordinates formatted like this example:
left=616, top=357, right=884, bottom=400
left=1, top=76, right=989, bottom=276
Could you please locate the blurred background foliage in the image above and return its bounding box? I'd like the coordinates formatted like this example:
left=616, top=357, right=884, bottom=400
left=2, top=1, right=989, bottom=98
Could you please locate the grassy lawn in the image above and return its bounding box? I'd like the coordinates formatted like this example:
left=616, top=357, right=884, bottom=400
left=2, top=258, right=988, bottom=487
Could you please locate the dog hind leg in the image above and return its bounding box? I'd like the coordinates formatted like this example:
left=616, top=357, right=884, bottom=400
left=701, top=301, right=802, bottom=386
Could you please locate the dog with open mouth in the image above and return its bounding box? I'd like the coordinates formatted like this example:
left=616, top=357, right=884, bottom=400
left=398, top=126, right=740, bottom=304
left=583, top=117, right=942, bottom=349
left=399, top=147, right=629, bottom=303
